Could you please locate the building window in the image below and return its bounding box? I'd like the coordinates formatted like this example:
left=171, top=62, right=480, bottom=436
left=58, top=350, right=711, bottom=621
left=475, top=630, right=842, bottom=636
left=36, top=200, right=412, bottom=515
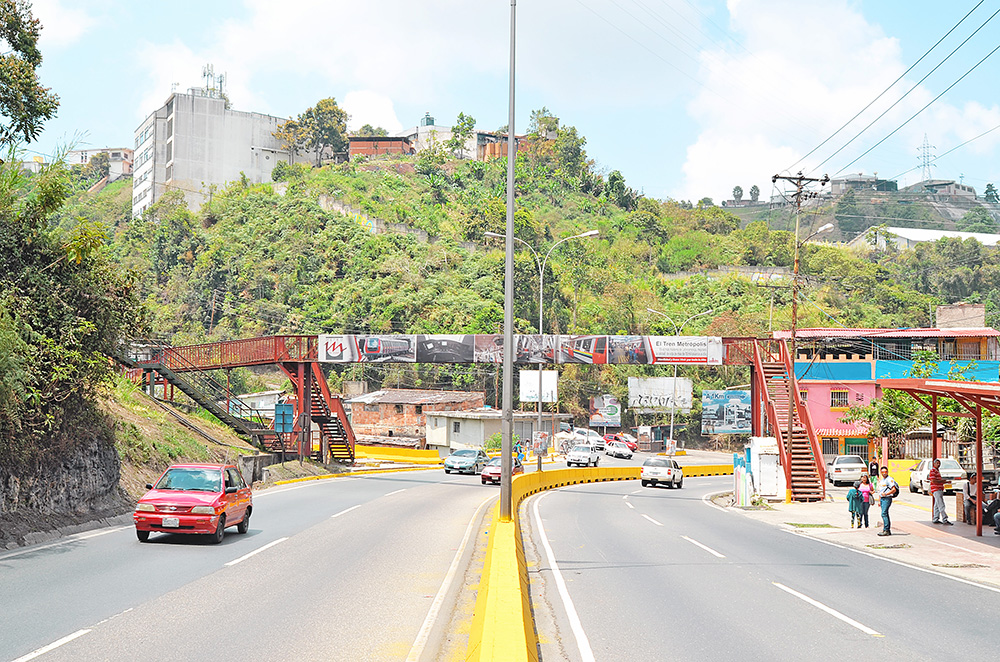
left=165, top=165, right=172, bottom=182
left=452, top=421, right=461, bottom=433
left=165, top=141, right=172, bottom=163
left=166, top=118, right=172, bottom=137
left=364, top=404, right=379, bottom=412
left=395, top=405, right=403, bottom=414
left=821, top=437, right=839, bottom=455
left=415, top=405, right=422, bottom=414
left=799, top=390, right=808, bottom=402
left=830, top=390, right=849, bottom=409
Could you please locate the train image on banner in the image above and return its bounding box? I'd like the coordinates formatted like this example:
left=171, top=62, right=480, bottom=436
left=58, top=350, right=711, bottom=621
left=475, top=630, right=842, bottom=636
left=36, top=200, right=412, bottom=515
left=561, top=335, right=608, bottom=364
left=356, top=336, right=415, bottom=362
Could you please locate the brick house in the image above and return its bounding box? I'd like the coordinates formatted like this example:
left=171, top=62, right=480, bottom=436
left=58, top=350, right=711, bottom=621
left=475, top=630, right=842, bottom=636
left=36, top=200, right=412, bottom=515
left=348, top=136, right=415, bottom=158
left=346, top=389, right=485, bottom=438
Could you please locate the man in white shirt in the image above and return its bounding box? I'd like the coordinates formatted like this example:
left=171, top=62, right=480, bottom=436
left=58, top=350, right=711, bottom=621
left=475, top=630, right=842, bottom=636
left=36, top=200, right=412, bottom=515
left=876, top=466, right=899, bottom=536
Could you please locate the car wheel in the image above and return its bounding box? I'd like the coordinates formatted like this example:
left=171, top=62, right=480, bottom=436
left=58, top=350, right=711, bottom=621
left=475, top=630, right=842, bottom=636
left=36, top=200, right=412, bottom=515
left=595, top=457, right=600, bottom=466
left=676, top=477, right=683, bottom=489
left=482, top=479, right=488, bottom=485
left=909, top=480, right=917, bottom=493
left=922, top=482, right=929, bottom=496
left=136, top=529, right=149, bottom=543
left=211, top=516, right=226, bottom=545
left=445, top=469, right=451, bottom=474
left=641, top=480, right=649, bottom=487
left=666, top=478, right=674, bottom=489
left=237, top=508, right=250, bottom=534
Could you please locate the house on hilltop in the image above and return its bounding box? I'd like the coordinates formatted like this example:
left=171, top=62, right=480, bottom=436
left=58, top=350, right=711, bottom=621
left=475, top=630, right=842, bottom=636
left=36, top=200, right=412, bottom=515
left=846, top=226, right=1000, bottom=251
left=393, top=112, right=514, bottom=160
left=68, top=148, right=134, bottom=182
left=346, top=388, right=485, bottom=440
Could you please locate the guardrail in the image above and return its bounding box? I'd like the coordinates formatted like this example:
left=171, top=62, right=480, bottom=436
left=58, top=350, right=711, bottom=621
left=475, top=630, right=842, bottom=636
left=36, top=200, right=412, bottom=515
left=466, top=463, right=733, bottom=661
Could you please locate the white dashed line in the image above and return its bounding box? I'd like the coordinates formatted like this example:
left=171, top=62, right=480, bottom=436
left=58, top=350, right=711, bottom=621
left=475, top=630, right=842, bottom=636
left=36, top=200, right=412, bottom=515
left=626, top=502, right=635, bottom=509
left=772, top=582, right=882, bottom=636
left=12, top=629, right=92, bottom=662
left=641, top=514, right=663, bottom=526
left=225, top=537, right=288, bottom=567
left=331, top=504, right=362, bottom=519
left=384, top=488, right=407, bottom=497
left=681, top=535, right=725, bottom=558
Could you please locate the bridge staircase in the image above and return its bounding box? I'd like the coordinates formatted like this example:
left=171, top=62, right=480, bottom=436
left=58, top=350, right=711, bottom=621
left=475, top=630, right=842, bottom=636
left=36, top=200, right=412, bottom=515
left=752, top=340, right=825, bottom=502
left=308, top=363, right=355, bottom=463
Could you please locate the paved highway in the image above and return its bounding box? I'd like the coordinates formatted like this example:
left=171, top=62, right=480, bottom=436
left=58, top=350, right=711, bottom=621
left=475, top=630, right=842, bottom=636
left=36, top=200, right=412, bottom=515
left=525, top=474, right=1000, bottom=660
left=0, top=469, right=499, bottom=662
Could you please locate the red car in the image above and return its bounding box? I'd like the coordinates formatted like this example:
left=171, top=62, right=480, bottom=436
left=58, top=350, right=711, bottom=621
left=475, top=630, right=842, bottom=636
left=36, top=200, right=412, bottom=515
left=481, top=456, right=524, bottom=485
left=134, top=463, right=252, bottom=544
left=604, top=433, right=637, bottom=452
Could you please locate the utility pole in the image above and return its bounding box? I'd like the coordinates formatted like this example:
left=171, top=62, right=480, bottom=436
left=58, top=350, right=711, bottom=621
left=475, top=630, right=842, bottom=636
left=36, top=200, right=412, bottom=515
left=770, top=171, right=828, bottom=455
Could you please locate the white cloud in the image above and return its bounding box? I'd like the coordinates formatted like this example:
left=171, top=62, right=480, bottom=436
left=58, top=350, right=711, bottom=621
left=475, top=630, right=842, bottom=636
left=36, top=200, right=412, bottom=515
left=343, top=91, right=403, bottom=132
left=32, top=0, right=96, bottom=50
left=677, top=0, right=1000, bottom=203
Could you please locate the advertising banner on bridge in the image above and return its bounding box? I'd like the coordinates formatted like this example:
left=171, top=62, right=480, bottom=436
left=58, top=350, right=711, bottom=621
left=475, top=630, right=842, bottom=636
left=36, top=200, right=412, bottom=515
left=318, top=334, right=724, bottom=365
left=518, top=370, right=558, bottom=403
left=627, top=377, right=693, bottom=413
left=589, top=394, right=622, bottom=427
left=701, top=390, right=752, bottom=434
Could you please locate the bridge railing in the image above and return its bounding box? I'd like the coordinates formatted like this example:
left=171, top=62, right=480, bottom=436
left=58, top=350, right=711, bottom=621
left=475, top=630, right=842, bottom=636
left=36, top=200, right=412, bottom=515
left=140, top=335, right=319, bottom=372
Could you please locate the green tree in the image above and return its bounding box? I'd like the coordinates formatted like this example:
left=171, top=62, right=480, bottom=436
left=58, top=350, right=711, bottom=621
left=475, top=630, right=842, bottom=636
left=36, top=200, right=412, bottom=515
left=732, top=185, right=743, bottom=203
left=528, top=107, right=558, bottom=136
left=83, top=152, right=109, bottom=181
left=749, top=184, right=760, bottom=202
left=554, top=126, right=586, bottom=177
left=985, top=183, right=999, bottom=204
left=956, top=206, right=998, bottom=233
left=446, top=112, right=476, bottom=158
left=0, top=1, right=58, bottom=146
left=355, top=124, right=388, bottom=137
left=274, top=97, right=350, bottom=166
left=835, top=189, right=865, bottom=235
left=697, top=197, right=714, bottom=208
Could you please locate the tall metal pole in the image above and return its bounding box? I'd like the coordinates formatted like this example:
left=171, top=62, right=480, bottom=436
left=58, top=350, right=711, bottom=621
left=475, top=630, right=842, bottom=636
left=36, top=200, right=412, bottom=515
left=537, top=256, right=544, bottom=473
left=500, top=0, right=517, bottom=522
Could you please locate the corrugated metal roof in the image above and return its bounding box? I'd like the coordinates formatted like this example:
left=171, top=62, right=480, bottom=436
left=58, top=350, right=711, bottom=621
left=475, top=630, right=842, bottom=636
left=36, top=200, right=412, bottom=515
left=346, top=388, right=484, bottom=405
left=773, top=327, right=1000, bottom=339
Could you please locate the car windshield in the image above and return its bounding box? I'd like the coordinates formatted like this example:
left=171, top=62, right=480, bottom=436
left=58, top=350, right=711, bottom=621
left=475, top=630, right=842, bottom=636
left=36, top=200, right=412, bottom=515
left=155, top=468, right=222, bottom=492
left=838, top=457, right=865, bottom=466
left=643, top=458, right=670, bottom=467
left=486, top=457, right=502, bottom=466
left=571, top=445, right=591, bottom=453
left=941, top=459, right=963, bottom=471
left=452, top=450, right=478, bottom=457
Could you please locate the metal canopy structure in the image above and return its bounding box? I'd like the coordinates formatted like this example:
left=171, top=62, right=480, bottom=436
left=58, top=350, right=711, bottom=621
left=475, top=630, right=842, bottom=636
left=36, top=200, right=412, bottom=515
left=879, top=378, right=1000, bottom=536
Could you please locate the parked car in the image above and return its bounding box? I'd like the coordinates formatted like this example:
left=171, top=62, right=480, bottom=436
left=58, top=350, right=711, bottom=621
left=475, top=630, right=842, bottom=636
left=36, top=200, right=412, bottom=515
left=481, top=456, right=524, bottom=484
left=567, top=444, right=600, bottom=467
left=574, top=428, right=605, bottom=451
left=603, top=434, right=638, bottom=452
left=641, top=457, right=683, bottom=488
left=605, top=440, right=633, bottom=459
left=134, top=463, right=252, bottom=544
left=620, top=432, right=639, bottom=450
left=444, top=448, right=489, bottom=474
left=827, top=455, right=867, bottom=486
left=909, top=457, right=967, bottom=494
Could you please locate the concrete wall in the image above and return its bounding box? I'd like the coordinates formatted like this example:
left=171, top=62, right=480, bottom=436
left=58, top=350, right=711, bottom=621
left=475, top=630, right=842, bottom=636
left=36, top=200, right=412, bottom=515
left=937, top=304, right=986, bottom=328
left=352, top=397, right=485, bottom=438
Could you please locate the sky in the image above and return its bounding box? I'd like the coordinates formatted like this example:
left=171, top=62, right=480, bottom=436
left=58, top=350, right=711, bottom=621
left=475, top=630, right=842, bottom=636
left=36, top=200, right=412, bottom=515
left=26, top=0, right=1000, bottom=206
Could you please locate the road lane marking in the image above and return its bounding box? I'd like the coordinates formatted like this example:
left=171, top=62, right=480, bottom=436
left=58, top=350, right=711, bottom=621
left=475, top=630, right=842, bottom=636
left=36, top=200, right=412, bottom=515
left=928, top=537, right=991, bottom=555
left=701, top=491, right=732, bottom=513
left=12, top=629, right=91, bottom=662
left=0, top=526, right=132, bottom=562
left=772, top=582, right=882, bottom=636
left=406, top=494, right=496, bottom=662
left=681, top=535, right=725, bottom=558
left=533, top=493, right=596, bottom=662
left=622, top=494, right=629, bottom=500
left=331, top=504, right=362, bottom=519
left=641, top=514, right=663, bottom=526
left=225, top=537, right=288, bottom=567
left=626, top=502, right=635, bottom=509
left=384, top=488, right=407, bottom=497
left=781, top=528, right=1000, bottom=594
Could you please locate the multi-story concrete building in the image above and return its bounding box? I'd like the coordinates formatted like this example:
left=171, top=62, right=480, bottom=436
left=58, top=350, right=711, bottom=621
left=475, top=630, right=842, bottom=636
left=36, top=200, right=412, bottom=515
left=132, top=88, right=307, bottom=218
left=67, top=147, right=134, bottom=181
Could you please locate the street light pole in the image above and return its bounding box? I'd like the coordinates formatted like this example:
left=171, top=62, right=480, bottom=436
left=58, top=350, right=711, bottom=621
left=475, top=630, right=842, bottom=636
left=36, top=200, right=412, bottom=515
left=645, top=307, right=713, bottom=450
left=500, top=0, right=517, bottom=522
left=486, top=229, right=598, bottom=471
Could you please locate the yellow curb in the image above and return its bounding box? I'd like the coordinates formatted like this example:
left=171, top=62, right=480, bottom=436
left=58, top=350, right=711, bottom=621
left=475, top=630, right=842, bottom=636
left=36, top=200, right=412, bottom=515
left=273, top=465, right=436, bottom=485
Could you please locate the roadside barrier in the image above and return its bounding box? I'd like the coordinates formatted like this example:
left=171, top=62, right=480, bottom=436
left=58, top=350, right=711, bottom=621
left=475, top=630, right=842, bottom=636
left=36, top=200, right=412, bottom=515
left=466, top=462, right=733, bottom=661
left=354, top=446, right=443, bottom=465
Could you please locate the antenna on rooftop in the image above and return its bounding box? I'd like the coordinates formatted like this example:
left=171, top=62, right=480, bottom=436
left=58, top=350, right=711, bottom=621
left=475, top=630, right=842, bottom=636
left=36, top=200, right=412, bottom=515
left=919, top=134, right=936, bottom=182
left=201, top=63, right=226, bottom=99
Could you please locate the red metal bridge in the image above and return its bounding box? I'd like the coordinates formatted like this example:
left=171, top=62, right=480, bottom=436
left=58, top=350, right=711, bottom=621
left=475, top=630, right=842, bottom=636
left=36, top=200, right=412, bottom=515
left=118, top=335, right=824, bottom=500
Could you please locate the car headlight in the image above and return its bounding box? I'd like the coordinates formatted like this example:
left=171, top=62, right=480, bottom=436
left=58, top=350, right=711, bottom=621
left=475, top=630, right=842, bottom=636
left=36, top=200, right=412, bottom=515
left=136, top=503, right=155, bottom=512
left=191, top=506, right=216, bottom=514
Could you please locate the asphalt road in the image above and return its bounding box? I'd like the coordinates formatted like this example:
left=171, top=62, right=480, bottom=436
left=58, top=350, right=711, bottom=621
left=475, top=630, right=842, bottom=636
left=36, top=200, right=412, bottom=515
left=0, top=469, right=499, bottom=662
left=525, top=474, right=1000, bottom=661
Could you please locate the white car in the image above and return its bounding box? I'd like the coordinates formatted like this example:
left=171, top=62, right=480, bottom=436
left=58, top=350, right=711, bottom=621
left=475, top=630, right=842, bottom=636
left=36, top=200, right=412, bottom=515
left=567, top=444, right=600, bottom=467
left=827, top=455, right=867, bottom=486
left=909, top=458, right=967, bottom=495
left=641, top=457, right=683, bottom=488
left=605, top=440, right=633, bottom=459
left=574, top=428, right=605, bottom=451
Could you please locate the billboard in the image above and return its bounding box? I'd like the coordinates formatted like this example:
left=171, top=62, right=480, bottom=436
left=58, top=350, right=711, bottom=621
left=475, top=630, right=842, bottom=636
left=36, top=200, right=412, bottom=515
left=701, top=390, right=752, bottom=434
left=627, top=377, right=693, bottom=414
left=589, top=394, right=622, bottom=427
left=519, top=370, right=559, bottom=403
left=318, top=333, right=724, bottom=365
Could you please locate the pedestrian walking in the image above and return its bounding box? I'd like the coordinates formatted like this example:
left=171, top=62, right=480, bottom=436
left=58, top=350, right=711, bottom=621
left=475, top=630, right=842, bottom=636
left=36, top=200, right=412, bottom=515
left=868, top=459, right=879, bottom=481
left=847, top=481, right=863, bottom=528
left=877, top=466, right=899, bottom=536
left=929, top=458, right=953, bottom=525
left=858, top=473, right=873, bottom=528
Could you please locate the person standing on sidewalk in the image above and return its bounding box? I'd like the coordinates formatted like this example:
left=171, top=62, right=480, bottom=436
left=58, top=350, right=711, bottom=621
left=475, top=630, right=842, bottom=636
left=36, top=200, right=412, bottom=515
left=929, top=458, right=954, bottom=525
left=858, top=473, right=873, bottom=528
left=877, top=466, right=899, bottom=536
left=847, top=481, right=863, bottom=528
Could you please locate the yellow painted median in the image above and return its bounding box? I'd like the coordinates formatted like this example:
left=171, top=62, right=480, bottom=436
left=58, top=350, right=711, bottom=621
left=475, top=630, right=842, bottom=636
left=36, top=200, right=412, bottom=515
left=467, top=462, right=733, bottom=661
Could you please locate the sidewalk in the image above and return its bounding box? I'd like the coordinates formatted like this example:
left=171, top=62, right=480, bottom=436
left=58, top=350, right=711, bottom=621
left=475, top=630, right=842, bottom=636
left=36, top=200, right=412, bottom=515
left=730, top=486, right=1000, bottom=590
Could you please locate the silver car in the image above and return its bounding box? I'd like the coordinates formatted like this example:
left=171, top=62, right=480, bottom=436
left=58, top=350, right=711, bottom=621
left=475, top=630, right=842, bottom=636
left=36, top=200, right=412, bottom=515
left=909, top=458, right=966, bottom=495
left=444, top=448, right=488, bottom=475
left=605, top=440, right=633, bottom=459
left=827, top=455, right=866, bottom=486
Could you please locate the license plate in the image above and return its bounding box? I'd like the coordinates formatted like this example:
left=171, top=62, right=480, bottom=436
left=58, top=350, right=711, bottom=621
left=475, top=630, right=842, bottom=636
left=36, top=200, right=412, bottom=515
left=944, top=482, right=953, bottom=490
left=161, top=517, right=179, bottom=528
